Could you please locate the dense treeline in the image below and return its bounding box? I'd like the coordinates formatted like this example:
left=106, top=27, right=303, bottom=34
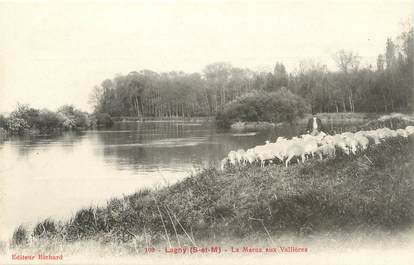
left=89, top=66, right=257, bottom=118
left=0, top=104, right=112, bottom=136
left=90, top=27, right=413, bottom=119
left=290, top=30, right=413, bottom=113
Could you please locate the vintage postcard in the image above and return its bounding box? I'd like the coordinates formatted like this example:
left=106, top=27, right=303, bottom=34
left=0, top=0, right=413, bottom=264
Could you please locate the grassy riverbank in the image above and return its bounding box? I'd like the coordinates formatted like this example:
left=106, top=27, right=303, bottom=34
left=10, top=134, right=414, bottom=254
left=232, top=112, right=414, bottom=131
left=298, top=112, right=379, bottom=124
left=229, top=112, right=374, bottom=130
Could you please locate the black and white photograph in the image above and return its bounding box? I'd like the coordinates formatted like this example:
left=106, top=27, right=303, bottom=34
left=0, top=0, right=413, bottom=264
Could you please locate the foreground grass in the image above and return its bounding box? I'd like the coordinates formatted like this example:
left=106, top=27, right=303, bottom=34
left=11, top=136, right=414, bottom=254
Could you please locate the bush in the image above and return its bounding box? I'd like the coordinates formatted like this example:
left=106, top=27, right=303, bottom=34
left=3, top=104, right=91, bottom=134
left=7, top=116, right=30, bottom=134
left=57, top=105, right=89, bottom=129
left=36, top=110, right=63, bottom=132
left=94, top=113, right=113, bottom=127
left=216, top=89, right=310, bottom=128
left=9, top=104, right=40, bottom=128
left=5, top=104, right=38, bottom=134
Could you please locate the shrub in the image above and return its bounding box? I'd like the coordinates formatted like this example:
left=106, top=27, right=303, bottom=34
left=57, top=105, right=90, bottom=129
left=94, top=113, right=113, bottom=127
left=9, top=104, right=40, bottom=128
left=36, top=110, right=63, bottom=132
left=216, top=89, right=310, bottom=128
left=3, top=104, right=91, bottom=134
left=7, top=116, right=30, bottom=134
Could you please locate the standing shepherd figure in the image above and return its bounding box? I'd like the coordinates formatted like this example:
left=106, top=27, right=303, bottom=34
left=307, top=112, right=324, bottom=136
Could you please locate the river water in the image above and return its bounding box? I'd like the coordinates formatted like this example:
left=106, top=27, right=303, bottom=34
left=0, top=121, right=315, bottom=240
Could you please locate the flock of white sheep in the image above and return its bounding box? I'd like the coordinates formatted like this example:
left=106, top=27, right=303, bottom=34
left=221, top=125, right=414, bottom=170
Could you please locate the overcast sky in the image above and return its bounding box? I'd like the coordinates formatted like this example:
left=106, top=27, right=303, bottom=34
left=0, top=0, right=412, bottom=113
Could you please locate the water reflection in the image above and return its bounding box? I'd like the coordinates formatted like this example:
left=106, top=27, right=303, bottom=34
left=5, top=132, right=85, bottom=156
left=93, top=122, right=275, bottom=172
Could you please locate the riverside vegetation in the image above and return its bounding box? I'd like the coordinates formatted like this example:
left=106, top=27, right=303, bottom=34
left=10, top=122, right=414, bottom=254
left=0, top=104, right=113, bottom=136
left=215, top=89, right=309, bottom=129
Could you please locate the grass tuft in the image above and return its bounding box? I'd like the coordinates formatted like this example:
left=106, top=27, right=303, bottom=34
left=11, top=225, right=29, bottom=247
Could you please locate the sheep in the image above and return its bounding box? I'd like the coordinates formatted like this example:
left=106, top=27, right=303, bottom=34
left=354, top=130, right=369, bottom=140
left=355, top=130, right=367, bottom=136
left=386, top=128, right=398, bottom=137
left=302, top=138, right=318, bottom=160
left=318, top=131, right=327, bottom=137
left=243, top=149, right=258, bottom=164
left=341, top=132, right=354, bottom=138
left=315, top=143, right=336, bottom=160
left=285, top=144, right=306, bottom=167
left=220, top=150, right=245, bottom=170
left=272, top=139, right=295, bottom=163
left=396, top=128, right=408, bottom=138
left=255, top=147, right=275, bottom=167
left=354, top=134, right=369, bottom=151
left=221, top=125, right=408, bottom=170
left=333, top=135, right=350, bottom=155
left=313, top=133, right=327, bottom=144
left=321, top=135, right=336, bottom=145
left=235, top=149, right=246, bottom=165
left=227, top=150, right=238, bottom=166
left=301, top=132, right=327, bottom=147
left=276, top=136, right=288, bottom=143
left=343, top=136, right=358, bottom=154
left=406, top=126, right=414, bottom=135
left=300, top=134, right=313, bottom=140
left=364, top=131, right=381, bottom=144
left=376, top=128, right=395, bottom=139
left=268, top=142, right=287, bottom=163
left=299, top=133, right=314, bottom=142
